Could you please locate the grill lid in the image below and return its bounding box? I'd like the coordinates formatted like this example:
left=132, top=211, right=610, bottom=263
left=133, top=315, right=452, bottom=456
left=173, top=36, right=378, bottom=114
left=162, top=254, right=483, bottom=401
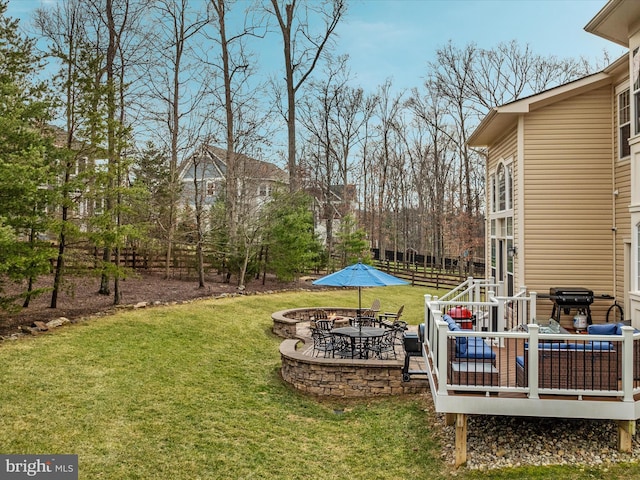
left=549, top=287, right=594, bottom=306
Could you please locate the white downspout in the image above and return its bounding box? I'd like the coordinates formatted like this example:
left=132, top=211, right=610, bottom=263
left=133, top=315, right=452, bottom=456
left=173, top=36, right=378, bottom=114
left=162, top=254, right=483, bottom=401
left=517, top=115, right=526, bottom=288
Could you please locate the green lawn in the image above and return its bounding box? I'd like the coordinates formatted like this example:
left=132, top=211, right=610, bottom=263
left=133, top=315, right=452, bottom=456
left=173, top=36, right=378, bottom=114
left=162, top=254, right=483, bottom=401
left=0, top=286, right=638, bottom=479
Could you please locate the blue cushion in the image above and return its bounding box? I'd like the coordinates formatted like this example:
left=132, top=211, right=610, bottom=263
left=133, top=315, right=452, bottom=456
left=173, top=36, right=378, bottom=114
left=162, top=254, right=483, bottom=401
left=539, top=343, right=568, bottom=350
left=456, top=337, right=467, bottom=355
left=587, top=323, right=618, bottom=335
left=525, top=343, right=567, bottom=350
left=567, top=341, right=613, bottom=351
left=459, top=343, right=495, bottom=360
left=443, top=314, right=454, bottom=324
left=615, top=322, right=640, bottom=335
left=449, top=323, right=461, bottom=332
left=467, top=337, right=486, bottom=346
left=516, top=356, right=524, bottom=368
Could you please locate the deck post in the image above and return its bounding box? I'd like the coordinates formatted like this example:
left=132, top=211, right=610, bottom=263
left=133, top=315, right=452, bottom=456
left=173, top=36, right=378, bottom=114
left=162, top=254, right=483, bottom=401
left=529, top=291, right=537, bottom=323
left=445, top=413, right=455, bottom=425
left=527, top=324, right=540, bottom=399
left=617, top=420, right=635, bottom=452
left=437, top=318, right=449, bottom=396
left=463, top=276, right=473, bottom=302
left=424, top=295, right=432, bottom=331
left=496, top=298, right=505, bottom=334
left=455, top=413, right=467, bottom=467
left=621, top=327, right=634, bottom=402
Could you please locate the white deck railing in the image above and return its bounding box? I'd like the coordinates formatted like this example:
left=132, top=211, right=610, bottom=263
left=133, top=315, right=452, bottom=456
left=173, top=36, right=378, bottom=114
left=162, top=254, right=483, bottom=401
left=420, top=281, right=640, bottom=421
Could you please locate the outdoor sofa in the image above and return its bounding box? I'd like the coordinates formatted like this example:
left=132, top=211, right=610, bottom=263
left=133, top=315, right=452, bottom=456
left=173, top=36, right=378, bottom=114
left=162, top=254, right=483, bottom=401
left=443, top=314, right=496, bottom=366
left=441, top=314, right=498, bottom=388
left=516, top=337, right=618, bottom=390
left=587, top=322, right=640, bottom=380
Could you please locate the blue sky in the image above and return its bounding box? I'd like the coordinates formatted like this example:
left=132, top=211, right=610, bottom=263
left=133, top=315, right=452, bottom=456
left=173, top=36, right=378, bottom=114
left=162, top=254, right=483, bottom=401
left=338, top=0, right=624, bottom=92
left=6, top=0, right=625, bottom=95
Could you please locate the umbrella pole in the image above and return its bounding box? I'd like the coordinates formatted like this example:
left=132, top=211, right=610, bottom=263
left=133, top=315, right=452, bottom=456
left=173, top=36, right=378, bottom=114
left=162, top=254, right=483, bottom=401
left=358, top=287, right=362, bottom=334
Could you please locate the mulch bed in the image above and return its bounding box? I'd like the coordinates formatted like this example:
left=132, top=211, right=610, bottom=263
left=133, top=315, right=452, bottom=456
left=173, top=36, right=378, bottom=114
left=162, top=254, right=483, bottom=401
left=0, top=272, right=303, bottom=337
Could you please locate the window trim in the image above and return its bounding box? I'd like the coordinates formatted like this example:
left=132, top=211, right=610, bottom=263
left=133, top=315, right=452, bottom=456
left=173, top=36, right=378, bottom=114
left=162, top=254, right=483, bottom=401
left=618, top=86, right=631, bottom=159
left=633, top=48, right=640, bottom=135
left=491, top=159, right=513, bottom=214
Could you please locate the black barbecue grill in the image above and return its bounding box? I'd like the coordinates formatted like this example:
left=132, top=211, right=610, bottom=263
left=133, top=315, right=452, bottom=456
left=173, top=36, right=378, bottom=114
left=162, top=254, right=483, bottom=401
left=549, top=287, right=594, bottom=325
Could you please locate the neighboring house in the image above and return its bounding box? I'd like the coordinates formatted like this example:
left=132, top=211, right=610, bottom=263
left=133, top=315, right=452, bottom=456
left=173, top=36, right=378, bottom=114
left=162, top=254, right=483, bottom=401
left=468, top=0, right=640, bottom=326
left=47, top=126, right=109, bottom=232
left=179, top=145, right=287, bottom=213
left=306, top=183, right=357, bottom=245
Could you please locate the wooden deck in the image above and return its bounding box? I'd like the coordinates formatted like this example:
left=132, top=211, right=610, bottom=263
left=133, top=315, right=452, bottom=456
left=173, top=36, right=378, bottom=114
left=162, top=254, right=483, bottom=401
left=422, top=281, right=640, bottom=466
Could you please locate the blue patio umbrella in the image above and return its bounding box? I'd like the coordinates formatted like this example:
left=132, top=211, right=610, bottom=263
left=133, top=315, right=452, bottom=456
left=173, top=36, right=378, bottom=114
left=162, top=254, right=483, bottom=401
left=312, top=262, right=409, bottom=312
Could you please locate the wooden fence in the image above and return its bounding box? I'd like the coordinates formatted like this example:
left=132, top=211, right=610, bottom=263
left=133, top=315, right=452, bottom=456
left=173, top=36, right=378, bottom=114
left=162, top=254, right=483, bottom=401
left=372, top=260, right=473, bottom=290
left=60, top=244, right=483, bottom=289
left=63, top=244, right=225, bottom=280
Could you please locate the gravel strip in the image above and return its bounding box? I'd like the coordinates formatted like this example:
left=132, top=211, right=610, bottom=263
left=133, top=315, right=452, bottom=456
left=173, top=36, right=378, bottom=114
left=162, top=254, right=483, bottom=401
left=439, top=413, right=640, bottom=470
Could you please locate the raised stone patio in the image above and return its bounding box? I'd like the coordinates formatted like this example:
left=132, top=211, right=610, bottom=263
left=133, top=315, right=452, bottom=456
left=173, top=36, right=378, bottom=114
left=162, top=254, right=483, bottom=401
left=273, top=307, right=429, bottom=397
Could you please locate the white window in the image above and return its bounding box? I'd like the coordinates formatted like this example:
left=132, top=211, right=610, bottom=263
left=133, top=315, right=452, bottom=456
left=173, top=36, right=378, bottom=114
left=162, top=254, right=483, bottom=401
left=634, top=48, right=640, bottom=135
left=489, top=174, right=497, bottom=212
left=494, top=161, right=512, bottom=213
left=489, top=160, right=515, bottom=294
left=77, top=157, right=87, bottom=174
left=619, top=89, right=631, bottom=158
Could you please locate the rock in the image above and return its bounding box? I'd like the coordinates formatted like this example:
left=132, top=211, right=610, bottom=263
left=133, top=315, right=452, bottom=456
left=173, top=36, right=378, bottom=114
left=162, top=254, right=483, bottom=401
left=46, top=317, right=70, bottom=328
left=32, top=321, right=48, bottom=331
left=133, top=301, right=148, bottom=309
left=19, top=325, right=36, bottom=335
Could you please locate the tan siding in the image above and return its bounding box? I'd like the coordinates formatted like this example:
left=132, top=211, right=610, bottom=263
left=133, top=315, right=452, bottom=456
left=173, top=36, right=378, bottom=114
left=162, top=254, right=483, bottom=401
left=522, top=85, right=614, bottom=319
left=613, top=76, right=631, bottom=307
left=487, top=127, right=517, bottom=170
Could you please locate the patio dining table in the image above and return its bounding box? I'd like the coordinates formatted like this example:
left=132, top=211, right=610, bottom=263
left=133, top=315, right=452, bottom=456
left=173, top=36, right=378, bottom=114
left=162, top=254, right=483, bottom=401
left=332, top=326, right=387, bottom=359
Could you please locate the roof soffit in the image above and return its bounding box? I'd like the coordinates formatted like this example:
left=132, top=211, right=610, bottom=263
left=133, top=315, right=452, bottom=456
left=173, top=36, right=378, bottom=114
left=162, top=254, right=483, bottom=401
left=585, top=0, right=640, bottom=47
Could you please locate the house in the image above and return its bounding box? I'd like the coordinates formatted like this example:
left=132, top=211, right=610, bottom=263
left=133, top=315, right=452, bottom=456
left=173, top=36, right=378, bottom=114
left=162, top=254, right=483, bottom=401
left=467, top=0, right=640, bottom=327
left=414, top=1, right=640, bottom=466
left=179, top=145, right=287, bottom=213
left=306, top=182, right=358, bottom=245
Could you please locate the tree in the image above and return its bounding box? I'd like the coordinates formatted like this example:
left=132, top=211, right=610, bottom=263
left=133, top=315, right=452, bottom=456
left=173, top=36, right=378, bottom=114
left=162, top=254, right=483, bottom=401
left=334, top=213, right=369, bottom=267
left=267, top=0, right=345, bottom=192
left=129, top=141, right=171, bottom=248
left=204, top=0, right=273, bottom=289
left=299, top=55, right=366, bottom=262
left=263, top=191, right=322, bottom=282
left=0, top=0, right=56, bottom=310
left=77, top=0, right=148, bottom=304
left=143, top=0, right=209, bottom=280
left=34, top=0, right=99, bottom=308
left=372, top=80, right=404, bottom=260
left=299, top=60, right=342, bottom=260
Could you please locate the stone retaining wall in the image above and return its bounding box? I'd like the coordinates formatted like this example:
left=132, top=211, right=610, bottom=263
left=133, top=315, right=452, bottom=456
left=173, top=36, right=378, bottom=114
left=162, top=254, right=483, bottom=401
left=271, top=307, right=360, bottom=339
left=279, top=338, right=428, bottom=397
left=274, top=307, right=429, bottom=397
